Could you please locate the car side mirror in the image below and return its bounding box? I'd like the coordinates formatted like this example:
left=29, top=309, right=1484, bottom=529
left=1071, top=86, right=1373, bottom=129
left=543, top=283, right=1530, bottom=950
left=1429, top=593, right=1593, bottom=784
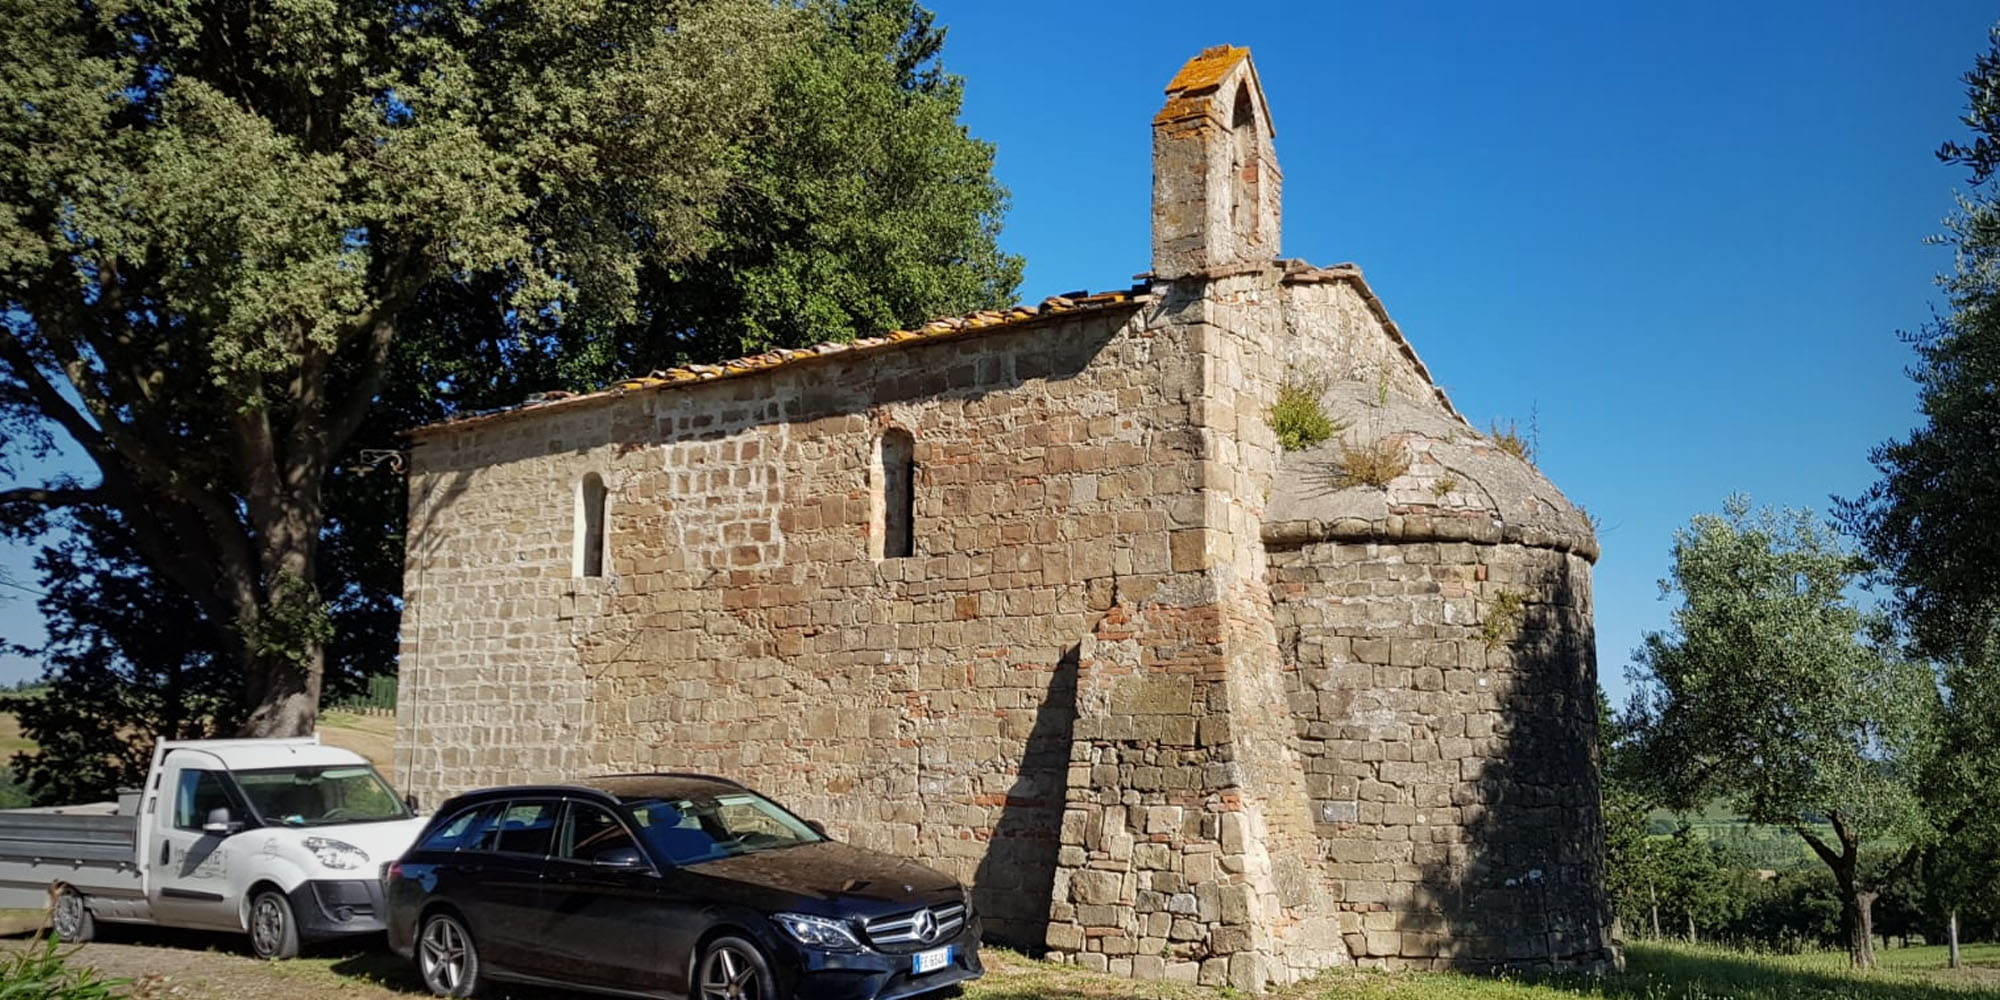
left=404, top=792, right=420, bottom=813
left=593, top=847, right=650, bottom=871
left=806, top=820, right=828, bottom=839
left=203, top=806, right=243, bottom=836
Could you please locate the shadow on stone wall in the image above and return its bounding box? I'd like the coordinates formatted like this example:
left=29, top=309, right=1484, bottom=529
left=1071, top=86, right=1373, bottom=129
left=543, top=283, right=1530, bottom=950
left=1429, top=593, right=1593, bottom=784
left=971, top=644, right=1080, bottom=952
left=1408, top=553, right=1610, bottom=971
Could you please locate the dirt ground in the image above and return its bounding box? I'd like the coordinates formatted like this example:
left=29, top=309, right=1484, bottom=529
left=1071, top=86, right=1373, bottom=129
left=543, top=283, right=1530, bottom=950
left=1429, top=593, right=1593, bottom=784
left=317, top=711, right=398, bottom=782
left=11, top=925, right=1180, bottom=1000
left=18, top=926, right=648, bottom=1000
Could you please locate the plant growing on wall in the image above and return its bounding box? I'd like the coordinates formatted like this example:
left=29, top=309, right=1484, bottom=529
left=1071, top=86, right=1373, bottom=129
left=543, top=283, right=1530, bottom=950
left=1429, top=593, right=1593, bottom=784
left=1480, top=589, right=1528, bottom=649
left=1267, top=370, right=1343, bottom=451
left=1332, top=436, right=1409, bottom=489
left=1487, top=419, right=1536, bottom=465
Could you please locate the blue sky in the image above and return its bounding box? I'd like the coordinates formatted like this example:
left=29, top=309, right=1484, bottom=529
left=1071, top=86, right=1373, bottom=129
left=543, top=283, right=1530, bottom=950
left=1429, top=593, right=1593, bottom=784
left=0, top=2, right=1990, bottom=699
left=926, top=0, right=1994, bottom=702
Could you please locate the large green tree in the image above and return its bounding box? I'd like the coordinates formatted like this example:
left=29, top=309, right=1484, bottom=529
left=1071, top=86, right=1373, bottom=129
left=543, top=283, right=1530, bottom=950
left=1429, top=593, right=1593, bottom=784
left=1840, top=25, right=2000, bottom=955
left=1840, top=25, right=2000, bottom=667
left=0, top=0, right=1020, bottom=739
left=1626, top=499, right=1938, bottom=968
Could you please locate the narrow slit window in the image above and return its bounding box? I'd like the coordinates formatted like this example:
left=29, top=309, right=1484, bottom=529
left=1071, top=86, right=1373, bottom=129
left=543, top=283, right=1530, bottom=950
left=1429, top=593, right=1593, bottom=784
left=1231, top=83, right=1260, bottom=243
left=880, top=430, right=915, bottom=560
left=577, top=473, right=607, bottom=578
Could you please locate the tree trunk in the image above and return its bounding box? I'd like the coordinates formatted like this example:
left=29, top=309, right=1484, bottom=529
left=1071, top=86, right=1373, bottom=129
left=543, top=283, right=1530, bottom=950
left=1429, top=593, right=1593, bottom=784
left=1649, top=882, right=1661, bottom=940
left=234, top=480, right=329, bottom=738
left=1949, top=909, right=1961, bottom=970
left=1686, top=912, right=1696, bottom=944
left=238, top=646, right=324, bottom=737
left=1843, top=890, right=1879, bottom=969
left=1800, top=814, right=1881, bottom=970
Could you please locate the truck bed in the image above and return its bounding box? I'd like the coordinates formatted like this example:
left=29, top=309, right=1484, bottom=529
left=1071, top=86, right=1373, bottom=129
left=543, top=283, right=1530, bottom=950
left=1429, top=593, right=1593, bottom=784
left=0, top=808, right=143, bottom=911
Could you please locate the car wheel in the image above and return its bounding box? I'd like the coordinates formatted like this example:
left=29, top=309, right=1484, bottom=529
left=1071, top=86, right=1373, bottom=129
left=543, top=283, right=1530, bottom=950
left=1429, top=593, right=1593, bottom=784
left=696, top=935, right=775, bottom=1000
left=50, top=885, right=95, bottom=943
left=248, top=889, right=301, bottom=960
left=417, top=912, right=484, bottom=997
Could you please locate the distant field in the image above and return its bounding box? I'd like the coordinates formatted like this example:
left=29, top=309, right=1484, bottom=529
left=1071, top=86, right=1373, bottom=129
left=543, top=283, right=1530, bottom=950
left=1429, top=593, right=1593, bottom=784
left=1646, top=800, right=1831, bottom=869
left=0, top=712, right=34, bottom=755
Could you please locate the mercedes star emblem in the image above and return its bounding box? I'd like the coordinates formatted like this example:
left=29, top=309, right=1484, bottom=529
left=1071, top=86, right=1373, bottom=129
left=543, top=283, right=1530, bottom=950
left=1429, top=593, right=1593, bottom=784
left=914, top=908, right=939, bottom=943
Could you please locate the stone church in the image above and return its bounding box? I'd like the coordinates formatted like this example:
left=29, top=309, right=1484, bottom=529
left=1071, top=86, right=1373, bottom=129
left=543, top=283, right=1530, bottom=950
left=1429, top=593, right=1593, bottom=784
left=394, top=46, right=1613, bottom=988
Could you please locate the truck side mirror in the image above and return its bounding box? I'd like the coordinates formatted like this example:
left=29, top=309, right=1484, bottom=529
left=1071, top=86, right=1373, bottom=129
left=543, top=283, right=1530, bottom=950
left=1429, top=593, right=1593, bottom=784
left=203, top=807, right=243, bottom=836
left=405, top=792, right=420, bottom=813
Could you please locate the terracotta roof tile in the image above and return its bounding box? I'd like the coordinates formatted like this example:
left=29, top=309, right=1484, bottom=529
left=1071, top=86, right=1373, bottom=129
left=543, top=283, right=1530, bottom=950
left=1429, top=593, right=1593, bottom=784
left=1163, top=44, right=1250, bottom=98
left=410, top=287, right=1151, bottom=438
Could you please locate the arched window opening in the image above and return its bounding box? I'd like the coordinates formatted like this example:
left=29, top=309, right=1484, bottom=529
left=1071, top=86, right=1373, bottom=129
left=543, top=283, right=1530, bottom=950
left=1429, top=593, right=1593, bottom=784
left=878, top=430, right=915, bottom=560
left=576, top=473, right=608, bottom=578
left=1231, top=83, right=1261, bottom=243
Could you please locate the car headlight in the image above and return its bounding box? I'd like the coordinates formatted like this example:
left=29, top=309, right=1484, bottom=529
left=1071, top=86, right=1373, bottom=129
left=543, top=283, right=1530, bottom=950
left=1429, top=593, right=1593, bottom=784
left=302, top=837, right=371, bottom=870
left=774, top=912, right=865, bottom=952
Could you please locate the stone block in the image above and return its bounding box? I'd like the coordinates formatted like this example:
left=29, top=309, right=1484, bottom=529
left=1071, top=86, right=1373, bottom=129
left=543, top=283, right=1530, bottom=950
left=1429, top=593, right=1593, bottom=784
left=1227, top=952, right=1267, bottom=991
left=1071, top=870, right=1122, bottom=906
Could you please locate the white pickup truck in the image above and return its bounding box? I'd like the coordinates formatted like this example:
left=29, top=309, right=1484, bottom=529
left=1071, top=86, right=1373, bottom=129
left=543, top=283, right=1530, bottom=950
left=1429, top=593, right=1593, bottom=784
left=0, top=736, right=426, bottom=958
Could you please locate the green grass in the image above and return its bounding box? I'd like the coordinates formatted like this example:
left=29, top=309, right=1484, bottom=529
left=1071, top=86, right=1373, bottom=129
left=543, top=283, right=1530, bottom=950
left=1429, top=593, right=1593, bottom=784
left=1312, top=943, right=2000, bottom=1000
left=957, top=943, right=2000, bottom=1000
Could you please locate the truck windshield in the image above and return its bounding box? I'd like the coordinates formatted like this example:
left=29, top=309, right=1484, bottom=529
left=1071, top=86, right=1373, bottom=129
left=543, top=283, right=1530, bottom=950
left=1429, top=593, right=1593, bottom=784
left=235, top=765, right=410, bottom=827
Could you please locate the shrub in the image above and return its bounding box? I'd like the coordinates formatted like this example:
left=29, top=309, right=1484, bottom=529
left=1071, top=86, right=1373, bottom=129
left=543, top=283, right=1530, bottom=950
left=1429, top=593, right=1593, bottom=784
left=1487, top=418, right=1535, bottom=465
left=1333, top=436, right=1409, bottom=489
left=1267, top=372, right=1343, bottom=451
left=1431, top=475, right=1459, bottom=499
left=0, top=932, right=128, bottom=999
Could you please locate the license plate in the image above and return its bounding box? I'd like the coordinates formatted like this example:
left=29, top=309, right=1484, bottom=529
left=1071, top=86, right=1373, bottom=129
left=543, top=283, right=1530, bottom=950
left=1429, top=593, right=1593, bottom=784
left=912, top=945, right=952, bottom=975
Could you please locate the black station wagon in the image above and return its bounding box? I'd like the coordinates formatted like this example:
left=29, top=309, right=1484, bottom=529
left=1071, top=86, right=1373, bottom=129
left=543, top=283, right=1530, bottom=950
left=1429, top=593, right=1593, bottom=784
left=384, top=774, right=981, bottom=1000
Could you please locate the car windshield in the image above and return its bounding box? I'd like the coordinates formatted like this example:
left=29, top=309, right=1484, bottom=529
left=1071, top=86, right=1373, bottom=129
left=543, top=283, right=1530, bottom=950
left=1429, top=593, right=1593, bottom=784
left=235, top=765, right=410, bottom=827
left=622, top=791, right=823, bottom=866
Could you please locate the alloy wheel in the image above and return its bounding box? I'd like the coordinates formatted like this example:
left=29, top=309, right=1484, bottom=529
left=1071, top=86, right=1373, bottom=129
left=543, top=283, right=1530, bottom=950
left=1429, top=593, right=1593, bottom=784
left=698, top=943, right=761, bottom=1000
left=420, top=917, right=469, bottom=993
left=251, top=895, right=289, bottom=957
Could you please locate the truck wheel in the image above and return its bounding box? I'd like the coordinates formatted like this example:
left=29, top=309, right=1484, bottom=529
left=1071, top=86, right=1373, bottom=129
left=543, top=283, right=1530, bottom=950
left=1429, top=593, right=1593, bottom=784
left=50, top=885, right=95, bottom=943
left=417, top=911, right=484, bottom=997
left=249, top=889, right=301, bottom=960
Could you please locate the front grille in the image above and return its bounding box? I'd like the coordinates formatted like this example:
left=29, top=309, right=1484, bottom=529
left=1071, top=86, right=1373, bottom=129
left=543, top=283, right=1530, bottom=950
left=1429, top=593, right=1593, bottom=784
left=862, top=902, right=967, bottom=952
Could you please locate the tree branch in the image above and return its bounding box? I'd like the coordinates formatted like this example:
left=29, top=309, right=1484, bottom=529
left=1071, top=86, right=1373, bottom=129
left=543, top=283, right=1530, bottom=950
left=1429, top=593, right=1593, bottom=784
left=0, top=486, right=106, bottom=509
left=0, top=329, right=117, bottom=467
left=1796, top=824, right=1843, bottom=872
left=325, top=251, right=418, bottom=456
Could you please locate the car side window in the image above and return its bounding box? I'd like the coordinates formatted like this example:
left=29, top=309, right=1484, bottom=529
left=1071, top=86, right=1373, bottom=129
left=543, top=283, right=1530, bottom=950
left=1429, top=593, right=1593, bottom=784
left=418, top=803, right=502, bottom=852
left=172, top=770, right=231, bottom=831
left=557, top=802, right=639, bottom=864
left=491, top=800, right=558, bottom=857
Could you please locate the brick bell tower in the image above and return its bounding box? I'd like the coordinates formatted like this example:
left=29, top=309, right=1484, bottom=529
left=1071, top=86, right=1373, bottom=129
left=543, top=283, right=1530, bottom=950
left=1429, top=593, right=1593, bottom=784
left=1151, top=45, right=1283, bottom=279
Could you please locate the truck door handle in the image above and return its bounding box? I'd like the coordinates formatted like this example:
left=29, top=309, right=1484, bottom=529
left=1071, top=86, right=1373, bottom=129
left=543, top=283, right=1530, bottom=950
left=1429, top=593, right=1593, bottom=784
left=160, top=841, right=171, bottom=865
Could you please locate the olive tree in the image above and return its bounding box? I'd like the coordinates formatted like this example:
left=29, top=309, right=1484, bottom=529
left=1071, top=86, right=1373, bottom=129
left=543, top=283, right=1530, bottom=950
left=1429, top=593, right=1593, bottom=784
left=1626, top=498, right=1938, bottom=968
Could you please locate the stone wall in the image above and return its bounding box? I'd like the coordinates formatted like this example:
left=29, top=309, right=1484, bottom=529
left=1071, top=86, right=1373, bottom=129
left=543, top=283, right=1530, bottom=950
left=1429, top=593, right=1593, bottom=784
left=1038, top=272, right=1348, bottom=990
left=1267, top=537, right=1608, bottom=970
left=396, top=42, right=1614, bottom=991
left=399, top=301, right=1302, bottom=951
